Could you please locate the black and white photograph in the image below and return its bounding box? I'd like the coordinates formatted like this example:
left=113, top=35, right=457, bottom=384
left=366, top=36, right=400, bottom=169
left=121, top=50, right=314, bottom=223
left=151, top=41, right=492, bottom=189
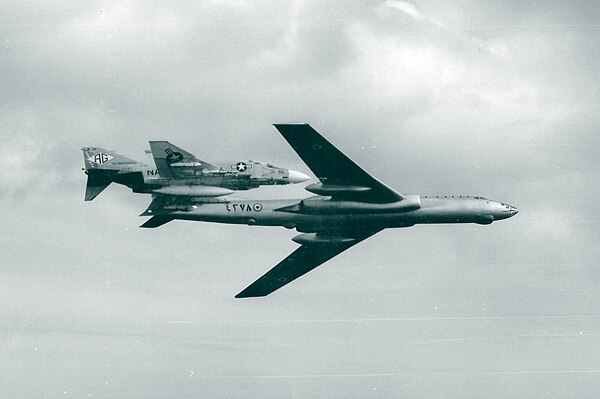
left=1, top=1, right=599, bottom=397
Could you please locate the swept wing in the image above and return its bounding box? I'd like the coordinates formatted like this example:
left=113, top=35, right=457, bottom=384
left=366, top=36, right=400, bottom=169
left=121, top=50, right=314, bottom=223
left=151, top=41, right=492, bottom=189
left=273, top=124, right=404, bottom=203
left=236, top=230, right=381, bottom=298
left=149, top=140, right=218, bottom=179
left=236, top=124, right=407, bottom=297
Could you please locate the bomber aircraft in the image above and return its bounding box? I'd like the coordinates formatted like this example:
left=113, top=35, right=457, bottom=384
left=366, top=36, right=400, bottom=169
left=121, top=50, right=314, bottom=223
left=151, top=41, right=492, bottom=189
left=81, top=141, right=310, bottom=201
left=136, top=124, right=518, bottom=298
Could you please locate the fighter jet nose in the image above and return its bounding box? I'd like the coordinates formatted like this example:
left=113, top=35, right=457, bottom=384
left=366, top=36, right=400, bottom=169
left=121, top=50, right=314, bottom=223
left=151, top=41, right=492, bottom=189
left=287, top=170, right=311, bottom=183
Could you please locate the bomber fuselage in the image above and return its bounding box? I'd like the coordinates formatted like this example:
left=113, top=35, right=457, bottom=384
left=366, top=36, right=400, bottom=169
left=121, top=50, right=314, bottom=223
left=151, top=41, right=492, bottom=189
left=157, top=195, right=518, bottom=232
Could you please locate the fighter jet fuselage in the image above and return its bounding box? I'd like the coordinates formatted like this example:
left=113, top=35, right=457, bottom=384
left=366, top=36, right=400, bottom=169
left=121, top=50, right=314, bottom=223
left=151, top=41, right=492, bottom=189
left=81, top=143, right=309, bottom=201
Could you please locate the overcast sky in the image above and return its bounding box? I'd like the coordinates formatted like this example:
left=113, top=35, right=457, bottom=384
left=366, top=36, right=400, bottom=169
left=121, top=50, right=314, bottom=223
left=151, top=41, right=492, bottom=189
left=1, top=1, right=600, bottom=398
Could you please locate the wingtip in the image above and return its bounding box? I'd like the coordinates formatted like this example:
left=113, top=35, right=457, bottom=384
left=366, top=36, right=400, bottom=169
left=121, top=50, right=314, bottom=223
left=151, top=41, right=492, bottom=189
left=234, top=293, right=261, bottom=299
left=234, top=289, right=268, bottom=299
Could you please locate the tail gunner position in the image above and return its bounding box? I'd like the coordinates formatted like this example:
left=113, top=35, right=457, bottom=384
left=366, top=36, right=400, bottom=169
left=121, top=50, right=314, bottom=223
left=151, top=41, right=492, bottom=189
left=134, top=124, right=518, bottom=298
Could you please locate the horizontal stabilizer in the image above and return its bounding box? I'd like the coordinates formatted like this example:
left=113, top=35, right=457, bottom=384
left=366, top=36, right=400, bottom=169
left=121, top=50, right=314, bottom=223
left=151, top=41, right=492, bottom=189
left=84, top=173, right=113, bottom=201
left=140, top=216, right=173, bottom=228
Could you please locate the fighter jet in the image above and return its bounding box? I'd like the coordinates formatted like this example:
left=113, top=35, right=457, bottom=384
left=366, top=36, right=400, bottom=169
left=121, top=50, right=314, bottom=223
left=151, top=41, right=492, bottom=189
left=137, top=124, right=518, bottom=298
left=81, top=141, right=310, bottom=201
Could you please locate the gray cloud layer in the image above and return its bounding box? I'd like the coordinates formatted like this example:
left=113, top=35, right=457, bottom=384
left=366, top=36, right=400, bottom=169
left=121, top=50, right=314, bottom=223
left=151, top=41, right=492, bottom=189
left=2, top=1, right=600, bottom=398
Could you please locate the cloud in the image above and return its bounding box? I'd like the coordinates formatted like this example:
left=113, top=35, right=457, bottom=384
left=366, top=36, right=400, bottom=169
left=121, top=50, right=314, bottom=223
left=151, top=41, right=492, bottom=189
left=1, top=1, right=600, bottom=397
left=386, top=0, right=420, bottom=18
left=248, top=0, right=356, bottom=77
left=381, top=0, right=446, bottom=27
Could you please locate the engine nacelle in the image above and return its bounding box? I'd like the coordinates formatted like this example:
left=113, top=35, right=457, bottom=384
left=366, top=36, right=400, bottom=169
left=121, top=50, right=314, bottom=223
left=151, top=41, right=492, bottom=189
left=304, top=183, right=372, bottom=196
left=292, top=233, right=357, bottom=245
left=299, top=195, right=421, bottom=214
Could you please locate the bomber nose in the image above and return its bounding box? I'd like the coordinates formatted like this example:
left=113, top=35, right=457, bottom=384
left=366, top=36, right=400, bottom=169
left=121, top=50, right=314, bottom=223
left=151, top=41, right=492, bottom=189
left=287, top=170, right=311, bottom=183
left=510, top=206, right=518, bottom=216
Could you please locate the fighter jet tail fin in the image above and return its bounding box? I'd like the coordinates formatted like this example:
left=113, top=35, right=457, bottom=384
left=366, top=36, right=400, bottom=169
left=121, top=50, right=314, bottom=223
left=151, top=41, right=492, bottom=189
left=82, top=147, right=142, bottom=171
left=149, top=141, right=218, bottom=179
left=82, top=147, right=147, bottom=200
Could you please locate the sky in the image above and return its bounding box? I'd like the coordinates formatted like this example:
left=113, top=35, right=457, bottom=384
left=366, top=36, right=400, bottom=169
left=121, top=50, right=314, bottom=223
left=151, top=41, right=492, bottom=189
left=1, top=0, right=600, bottom=397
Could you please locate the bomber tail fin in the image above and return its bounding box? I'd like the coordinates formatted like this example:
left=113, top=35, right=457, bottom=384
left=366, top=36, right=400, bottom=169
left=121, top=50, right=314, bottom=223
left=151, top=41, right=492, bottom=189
left=149, top=141, right=217, bottom=178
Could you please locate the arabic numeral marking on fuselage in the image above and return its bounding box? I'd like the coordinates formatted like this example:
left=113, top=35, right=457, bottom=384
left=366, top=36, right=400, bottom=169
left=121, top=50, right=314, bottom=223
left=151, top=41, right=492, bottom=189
left=226, top=203, right=262, bottom=212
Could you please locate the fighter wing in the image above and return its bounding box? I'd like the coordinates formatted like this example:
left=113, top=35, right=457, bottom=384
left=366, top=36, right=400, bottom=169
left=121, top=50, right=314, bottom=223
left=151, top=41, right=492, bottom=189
left=149, top=141, right=218, bottom=179
left=273, top=124, right=404, bottom=203
left=235, top=230, right=381, bottom=298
